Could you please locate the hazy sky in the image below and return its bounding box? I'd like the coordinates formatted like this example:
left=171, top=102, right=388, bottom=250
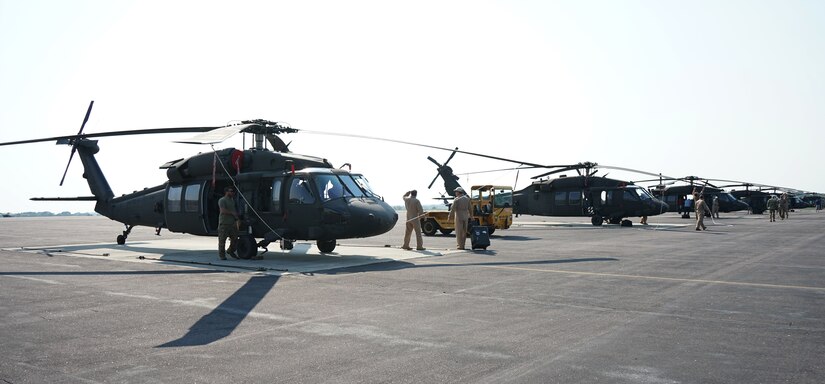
left=1, top=0, right=823, bottom=213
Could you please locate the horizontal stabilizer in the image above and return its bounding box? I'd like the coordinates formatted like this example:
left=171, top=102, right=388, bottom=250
left=31, top=196, right=97, bottom=201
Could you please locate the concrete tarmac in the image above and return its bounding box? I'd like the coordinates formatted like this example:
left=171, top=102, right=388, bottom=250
left=1, top=211, right=823, bottom=383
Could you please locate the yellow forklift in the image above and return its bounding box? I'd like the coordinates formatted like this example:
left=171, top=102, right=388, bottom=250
left=421, top=185, right=513, bottom=236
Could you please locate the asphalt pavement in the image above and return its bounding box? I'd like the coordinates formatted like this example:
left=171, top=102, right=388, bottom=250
left=1, top=211, right=823, bottom=383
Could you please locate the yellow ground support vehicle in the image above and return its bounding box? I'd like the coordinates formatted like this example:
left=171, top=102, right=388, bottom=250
left=420, top=185, right=513, bottom=236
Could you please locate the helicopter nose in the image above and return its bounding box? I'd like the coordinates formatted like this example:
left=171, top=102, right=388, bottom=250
left=348, top=199, right=398, bottom=237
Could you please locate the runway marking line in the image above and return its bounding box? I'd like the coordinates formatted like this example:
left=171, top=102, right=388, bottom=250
left=414, top=259, right=825, bottom=292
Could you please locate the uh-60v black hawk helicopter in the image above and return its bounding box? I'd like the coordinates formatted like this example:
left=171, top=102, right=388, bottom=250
left=0, top=102, right=398, bottom=258
left=425, top=150, right=669, bottom=226
left=639, top=176, right=750, bottom=218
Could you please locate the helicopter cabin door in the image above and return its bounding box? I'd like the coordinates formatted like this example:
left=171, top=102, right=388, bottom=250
left=284, top=175, right=323, bottom=239
left=165, top=181, right=210, bottom=235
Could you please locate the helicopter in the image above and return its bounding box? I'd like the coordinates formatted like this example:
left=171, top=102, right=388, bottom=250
left=426, top=154, right=669, bottom=226
left=642, top=176, right=750, bottom=218
left=0, top=102, right=398, bottom=258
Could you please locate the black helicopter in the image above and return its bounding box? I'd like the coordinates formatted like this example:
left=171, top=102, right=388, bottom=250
left=427, top=154, right=669, bottom=226
left=0, top=102, right=398, bottom=258
left=642, top=176, right=750, bottom=218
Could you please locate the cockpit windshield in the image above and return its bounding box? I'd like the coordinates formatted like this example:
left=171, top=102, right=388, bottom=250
left=719, top=193, right=736, bottom=202
left=628, top=186, right=652, bottom=200
left=351, top=174, right=380, bottom=198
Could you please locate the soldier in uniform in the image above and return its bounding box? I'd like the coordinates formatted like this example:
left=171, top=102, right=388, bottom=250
left=448, top=187, right=472, bottom=250
left=779, top=193, right=789, bottom=220
left=767, top=195, right=779, bottom=222
left=401, top=190, right=425, bottom=251
left=694, top=194, right=711, bottom=231
left=218, top=186, right=240, bottom=260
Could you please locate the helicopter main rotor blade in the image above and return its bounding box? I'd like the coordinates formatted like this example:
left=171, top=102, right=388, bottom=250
left=597, top=165, right=675, bottom=180
left=0, top=126, right=222, bottom=147
left=298, top=129, right=562, bottom=169
left=427, top=173, right=441, bottom=189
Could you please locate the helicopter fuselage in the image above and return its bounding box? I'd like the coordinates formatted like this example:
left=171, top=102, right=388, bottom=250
left=512, top=176, right=669, bottom=225
left=74, top=140, right=398, bottom=254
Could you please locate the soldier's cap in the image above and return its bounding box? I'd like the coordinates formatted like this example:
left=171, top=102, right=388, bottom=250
left=454, top=187, right=465, bottom=193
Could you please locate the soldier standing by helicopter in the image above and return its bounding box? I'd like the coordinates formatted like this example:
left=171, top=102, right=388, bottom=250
left=448, top=187, right=472, bottom=250
left=767, top=195, right=779, bottom=222
left=779, top=193, right=790, bottom=220
left=218, top=187, right=240, bottom=260
left=401, top=190, right=426, bottom=251
left=694, top=193, right=711, bottom=231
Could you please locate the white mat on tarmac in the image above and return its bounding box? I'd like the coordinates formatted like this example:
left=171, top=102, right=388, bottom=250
left=4, top=237, right=446, bottom=276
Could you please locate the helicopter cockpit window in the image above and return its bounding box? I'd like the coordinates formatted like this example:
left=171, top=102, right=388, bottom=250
left=167, top=185, right=183, bottom=212
left=623, top=189, right=639, bottom=201
left=719, top=193, right=735, bottom=202
left=314, top=174, right=349, bottom=202
left=184, top=183, right=201, bottom=212
left=339, top=175, right=367, bottom=197
left=629, top=187, right=652, bottom=201
left=289, top=177, right=316, bottom=204
left=352, top=174, right=378, bottom=198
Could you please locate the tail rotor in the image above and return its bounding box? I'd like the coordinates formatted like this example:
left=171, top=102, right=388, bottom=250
left=58, top=100, right=94, bottom=186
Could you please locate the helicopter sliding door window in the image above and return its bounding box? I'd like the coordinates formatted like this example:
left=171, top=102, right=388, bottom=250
left=271, top=179, right=283, bottom=214
left=568, top=191, right=581, bottom=205
left=555, top=191, right=567, bottom=205
left=167, top=185, right=183, bottom=212
left=184, top=183, right=201, bottom=212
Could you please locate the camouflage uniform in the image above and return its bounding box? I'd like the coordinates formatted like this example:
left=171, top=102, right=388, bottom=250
left=779, top=194, right=789, bottom=220
left=766, top=196, right=779, bottom=222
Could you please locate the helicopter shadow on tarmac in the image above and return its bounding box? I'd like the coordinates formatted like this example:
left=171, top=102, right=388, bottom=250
left=318, top=255, right=620, bottom=275
left=157, top=274, right=280, bottom=348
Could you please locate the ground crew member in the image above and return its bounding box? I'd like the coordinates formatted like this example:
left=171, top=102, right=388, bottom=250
left=779, top=193, right=789, bottom=220
left=218, top=186, right=239, bottom=260
left=695, top=194, right=711, bottom=231
left=767, top=195, right=779, bottom=222
left=640, top=215, right=648, bottom=225
left=448, top=187, right=472, bottom=250
left=711, top=195, right=720, bottom=219
left=401, top=190, right=425, bottom=251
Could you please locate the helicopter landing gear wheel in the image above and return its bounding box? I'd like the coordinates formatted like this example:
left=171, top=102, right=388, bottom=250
left=317, top=239, right=336, bottom=253
left=116, top=224, right=133, bottom=245
left=422, top=219, right=438, bottom=236
left=591, top=216, right=604, bottom=226
left=236, top=235, right=258, bottom=259
left=280, top=239, right=294, bottom=250
left=620, top=219, right=632, bottom=227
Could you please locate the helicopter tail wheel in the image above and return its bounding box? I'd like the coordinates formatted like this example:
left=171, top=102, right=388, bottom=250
left=116, top=224, right=133, bottom=245
left=236, top=234, right=258, bottom=259
left=422, top=219, right=438, bottom=236
left=317, top=239, right=336, bottom=253
left=591, top=216, right=604, bottom=226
